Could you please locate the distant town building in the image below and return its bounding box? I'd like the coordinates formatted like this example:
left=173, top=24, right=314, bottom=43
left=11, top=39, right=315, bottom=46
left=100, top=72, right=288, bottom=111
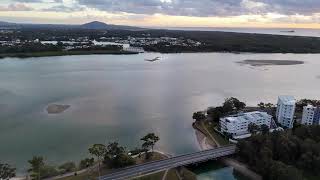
left=276, top=95, right=296, bottom=128
left=220, top=111, right=272, bottom=137
left=301, top=105, right=320, bottom=125
left=123, top=46, right=145, bottom=53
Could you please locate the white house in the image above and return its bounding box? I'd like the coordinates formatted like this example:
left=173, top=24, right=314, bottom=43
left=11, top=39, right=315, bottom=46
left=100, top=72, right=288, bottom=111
left=220, top=111, right=272, bottom=137
left=276, top=96, right=296, bottom=128
left=301, top=105, right=320, bottom=125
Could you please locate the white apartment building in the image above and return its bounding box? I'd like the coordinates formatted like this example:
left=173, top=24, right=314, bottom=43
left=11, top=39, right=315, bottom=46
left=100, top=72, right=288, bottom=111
left=276, top=96, right=296, bottom=128
left=301, top=105, right=320, bottom=125
left=220, top=111, right=272, bottom=137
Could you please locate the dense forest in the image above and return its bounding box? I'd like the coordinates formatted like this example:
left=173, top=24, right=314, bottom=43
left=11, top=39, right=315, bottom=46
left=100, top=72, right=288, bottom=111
left=237, top=125, right=320, bottom=180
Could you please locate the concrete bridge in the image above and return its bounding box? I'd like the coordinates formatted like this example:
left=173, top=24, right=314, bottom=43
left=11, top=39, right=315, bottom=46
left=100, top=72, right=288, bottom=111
left=99, top=145, right=236, bottom=180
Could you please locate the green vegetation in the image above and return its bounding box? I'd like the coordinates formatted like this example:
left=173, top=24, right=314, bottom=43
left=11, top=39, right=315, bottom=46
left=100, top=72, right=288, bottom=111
left=203, top=121, right=229, bottom=146
left=192, top=111, right=206, bottom=122
left=88, top=144, right=106, bottom=177
left=28, top=156, right=45, bottom=180
left=140, top=133, right=160, bottom=159
left=58, top=162, right=76, bottom=174
left=193, top=97, right=246, bottom=137
left=257, top=102, right=274, bottom=110
left=206, top=97, right=246, bottom=123
left=0, top=50, right=137, bottom=59
left=296, top=99, right=320, bottom=112
left=143, top=30, right=320, bottom=53
left=4, top=28, right=320, bottom=55
left=0, top=41, right=137, bottom=58
left=177, top=167, right=197, bottom=180
left=237, top=125, right=320, bottom=180
left=103, top=142, right=135, bottom=169
left=132, top=171, right=165, bottom=180
left=0, top=162, right=16, bottom=180
left=22, top=133, right=161, bottom=180
left=78, top=158, right=94, bottom=170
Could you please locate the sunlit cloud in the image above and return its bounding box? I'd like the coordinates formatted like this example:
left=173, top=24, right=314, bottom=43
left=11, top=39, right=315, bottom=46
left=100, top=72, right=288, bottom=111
left=0, top=0, right=320, bottom=28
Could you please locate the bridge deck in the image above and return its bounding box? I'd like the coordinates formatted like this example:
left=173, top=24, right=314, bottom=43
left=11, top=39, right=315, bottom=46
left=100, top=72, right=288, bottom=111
left=99, top=145, right=236, bottom=180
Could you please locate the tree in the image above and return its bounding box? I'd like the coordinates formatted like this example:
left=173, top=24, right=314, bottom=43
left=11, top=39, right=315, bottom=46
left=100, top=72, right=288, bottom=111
left=141, top=133, right=160, bottom=152
left=0, top=163, right=15, bottom=180
left=103, top=142, right=135, bottom=168
left=88, top=144, right=106, bottom=177
left=265, top=103, right=274, bottom=108
left=260, top=124, right=270, bottom=134
left=223, top=97, right=246, bottom=113
left=248, top=123, right=259, bottom=135
left=106, top=142, right=125, bottom=157
left=192, top=111, right=206, bottom=121
left=207, top=107, right=223, bottom=122
left=258, top=102, right=265, bottom=109
left=141, top=133, right=160, bottom=159
left=28, top=156, right=45, bottom=180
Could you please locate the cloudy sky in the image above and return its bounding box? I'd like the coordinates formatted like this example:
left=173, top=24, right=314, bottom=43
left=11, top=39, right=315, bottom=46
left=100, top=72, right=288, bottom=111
left=1, top=0, right=320, bottom=28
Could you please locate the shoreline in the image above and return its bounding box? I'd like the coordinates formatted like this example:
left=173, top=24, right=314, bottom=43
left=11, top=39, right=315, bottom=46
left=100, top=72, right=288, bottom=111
left=193, top=121, right=262, bottom=180
left=0, top=50, right=139, bottom=59
left=2, top=51, right=320, bottom=59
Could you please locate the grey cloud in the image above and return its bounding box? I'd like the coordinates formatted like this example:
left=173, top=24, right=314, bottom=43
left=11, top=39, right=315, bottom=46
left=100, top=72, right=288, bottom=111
left=76, top=0, right=320, bottom=17
left=0, top=3, right=34, bottom=11
left=42, top=5, right=85, bottom=12
left=252, top=0, right=320, bottom=15
left=77, top=0, right=247, bottom=17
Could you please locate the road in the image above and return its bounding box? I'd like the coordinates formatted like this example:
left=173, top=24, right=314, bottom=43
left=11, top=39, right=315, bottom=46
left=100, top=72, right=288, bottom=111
left=99, top=145, right=236, bottom=180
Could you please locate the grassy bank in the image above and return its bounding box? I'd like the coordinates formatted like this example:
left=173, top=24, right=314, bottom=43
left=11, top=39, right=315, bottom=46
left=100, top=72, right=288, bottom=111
left=203, top=121, right=230, bottom=146
left=0, top=50, right=138, bottom=59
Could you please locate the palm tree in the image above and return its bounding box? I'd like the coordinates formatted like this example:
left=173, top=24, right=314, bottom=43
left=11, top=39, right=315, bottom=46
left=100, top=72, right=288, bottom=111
left=28, top=156, right=44, bottom=180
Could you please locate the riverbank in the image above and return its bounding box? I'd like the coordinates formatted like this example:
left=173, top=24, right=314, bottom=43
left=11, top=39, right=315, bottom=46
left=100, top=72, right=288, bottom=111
left=0, top=50, right=138, bottom=59
left=193, top=120, right=262, bottom=180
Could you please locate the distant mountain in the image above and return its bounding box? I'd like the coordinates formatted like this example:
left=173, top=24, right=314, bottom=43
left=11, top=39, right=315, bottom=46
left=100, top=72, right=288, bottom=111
left=80, top=21, right=144, bottom=31
left=0, top=21, right=145, bottom=31
left=80, top=21, right=110, bottom=29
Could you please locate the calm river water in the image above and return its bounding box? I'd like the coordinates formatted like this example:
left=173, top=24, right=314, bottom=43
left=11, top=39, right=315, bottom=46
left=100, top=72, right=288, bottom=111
left=1, top=52, right=320, bottom=178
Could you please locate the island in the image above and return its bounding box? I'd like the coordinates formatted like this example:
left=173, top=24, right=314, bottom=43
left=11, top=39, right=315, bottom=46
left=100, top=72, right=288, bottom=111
left=237, top=60, right=305, bottom=66
left=46, top=104, right=70, bottom=114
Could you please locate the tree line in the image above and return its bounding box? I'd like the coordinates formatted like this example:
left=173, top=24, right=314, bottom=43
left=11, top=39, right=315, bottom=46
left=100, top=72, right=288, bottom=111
left=193, top=97, right=246, bottom=123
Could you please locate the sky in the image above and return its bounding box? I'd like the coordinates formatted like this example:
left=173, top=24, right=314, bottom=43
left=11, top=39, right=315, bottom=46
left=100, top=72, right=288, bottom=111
left=1, top=0, right=320, bottom=28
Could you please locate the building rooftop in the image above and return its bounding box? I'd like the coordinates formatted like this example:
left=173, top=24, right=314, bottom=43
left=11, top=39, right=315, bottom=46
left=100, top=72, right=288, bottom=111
left=278, top=95, right=296, bottom=105
left=223, top=111, right=271, bottom=123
